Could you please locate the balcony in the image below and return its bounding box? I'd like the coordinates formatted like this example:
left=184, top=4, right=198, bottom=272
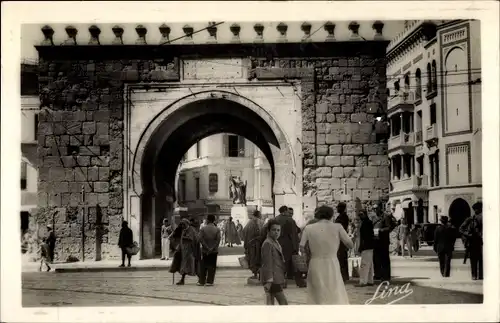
left=388, top=91, right=415, bottom=115
left=388, top=132, right=415, bottom=155
left=425, top=124, right=438, bottom=146
left=415, top=130, right=423, bottom=145
left=390, top=175, right=429, bottom=193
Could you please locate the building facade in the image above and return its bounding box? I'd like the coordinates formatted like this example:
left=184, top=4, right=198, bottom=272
left=21, top=62, right=40, bottom=254
left=175, top=134, right=273, bottom=221
left=386, top=20, right=481, bottom=228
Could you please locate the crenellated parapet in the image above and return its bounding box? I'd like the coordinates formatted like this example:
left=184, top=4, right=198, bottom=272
left=37, top=21, right=387, bottom=47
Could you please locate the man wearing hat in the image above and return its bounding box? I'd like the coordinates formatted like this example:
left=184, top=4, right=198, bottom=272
left=459, top=202, right=483, bottom=280
left=45, top=224, right=56, bottom=263
left=433, top=216, right=457, bottom=277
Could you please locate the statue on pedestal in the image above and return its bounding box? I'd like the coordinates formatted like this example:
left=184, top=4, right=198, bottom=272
left=229, top=176, right=247, bottom=205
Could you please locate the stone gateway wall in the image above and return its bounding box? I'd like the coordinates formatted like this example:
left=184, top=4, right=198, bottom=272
left=34, top=22, right=389, bottom=261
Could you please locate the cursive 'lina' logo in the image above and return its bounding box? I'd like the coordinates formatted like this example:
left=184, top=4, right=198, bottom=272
left=365, top=281, right=414, bottom=305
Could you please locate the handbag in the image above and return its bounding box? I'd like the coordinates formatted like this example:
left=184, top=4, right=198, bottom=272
left=292, top=254, right=308, bottom=273
left=238, top=256, right=249, bottom=269
left=126, top=241, right=140, bottom=256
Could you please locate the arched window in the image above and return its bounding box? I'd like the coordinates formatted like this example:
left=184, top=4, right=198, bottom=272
left=432, top=60, right=438, bottom=92
left=426, top=63, right=432, bottom=93
left=404, top=73, right=410, bottom=91
left=394, top=80, right=400, bottom=93
left=415, top=69, right=422, bottom=100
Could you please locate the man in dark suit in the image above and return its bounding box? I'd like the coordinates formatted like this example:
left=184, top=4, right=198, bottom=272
left=460, top=202, right=483, bottom=280
left=335, top=202, right=350, bottom=282
left=433, top=216, right=457, bottom=277
left=373, top=210, right=397, bottom=282
left=274, top=205, right=306, bottom=288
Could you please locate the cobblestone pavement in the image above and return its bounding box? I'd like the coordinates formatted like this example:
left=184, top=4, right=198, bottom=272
left=23, top=269, right=482, bottom=307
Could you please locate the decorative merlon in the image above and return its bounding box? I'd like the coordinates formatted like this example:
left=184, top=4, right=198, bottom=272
left=63, top=26, right=78, bottom=45
left=40, top=25, right=54, bottom=46
left=230, top=24, right=241, bottom=43
left=276, top=22, right=288, bottom=43
left=254, top=24, right=264, bottom=43
left=301, top=22, right=312, bottom=42
left=372, top=21, right=385, bottom=40
left=88, top=25, right=101, bottom=45
left=207, top=22, right=217, bottom=43
left=159, top=24, right=171, bottom=44
left=348, top=21, right=361, bottom=40
left=324, top=22, right=336, bottom=42
left=112, top=25, right=124, bottom=45
left=183, top=25, right=194, bottom=43
left=135, top=25, right=147, bottom=45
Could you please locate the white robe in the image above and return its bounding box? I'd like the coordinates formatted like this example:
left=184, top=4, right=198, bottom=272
left=300, top=220, right=354, bottom=305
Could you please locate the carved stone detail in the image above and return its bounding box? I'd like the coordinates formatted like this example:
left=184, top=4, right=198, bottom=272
left=135, top=25, right=147, bottom=45
left=324, top=22, right=336, bottom=42
left=41, top=25, right=54, bottom=46
left=112, top=25, right=124, bottom=45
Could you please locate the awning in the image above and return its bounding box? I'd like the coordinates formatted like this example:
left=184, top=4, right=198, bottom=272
left=401, top=200, right=413, bottom=209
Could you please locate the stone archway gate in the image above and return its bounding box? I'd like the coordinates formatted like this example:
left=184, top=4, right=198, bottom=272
left=35, top=21, right=390, bottom=261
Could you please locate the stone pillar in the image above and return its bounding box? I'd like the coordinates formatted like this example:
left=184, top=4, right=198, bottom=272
left=400, top=113, right=403, bottom=134
left=401, top=154, right=405, bottom=178
left=140, top=193, right=155, bottom=259
left=390, top=118, right=394, bottom=136
left=423, top=207, right=429, bottom=223
left=410, top=155, right=414, bottom=176
left=390, top=158, right=394, bottom=180
left=434, top=155, right=439, bottom=185
left=413, top=205, right=418, bottom=224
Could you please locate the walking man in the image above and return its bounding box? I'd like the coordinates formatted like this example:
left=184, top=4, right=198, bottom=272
left=335, top=202, right=350, bottom=282
left=275, top=205, right=306, bottom=288
left=356, top=210, right=375, bottom=287
left=460, top=202, right=483, bottom=280
left=197, top=214, right=221, bottom=286
left=373, top=209, right=397, bottom=282
left=433, top=216, right=457, bottom=277
left=45, top=225, right=56, bottom=263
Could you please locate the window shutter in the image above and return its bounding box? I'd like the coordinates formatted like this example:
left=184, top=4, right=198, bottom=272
left=223, top=134, right=229, bottom=157
left=238, top=136, right=245, bottom=157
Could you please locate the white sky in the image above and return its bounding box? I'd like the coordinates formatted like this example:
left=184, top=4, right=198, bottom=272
left=21, top=21, right=405, bottom=60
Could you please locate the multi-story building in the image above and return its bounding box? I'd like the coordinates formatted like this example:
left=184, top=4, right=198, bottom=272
left=21, top=62, right=40, bottom=245
left=386, top=20, right=482, bottom=228
left=175, top=133, right=274, bottom=222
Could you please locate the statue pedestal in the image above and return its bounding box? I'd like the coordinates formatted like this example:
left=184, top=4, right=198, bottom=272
left=231, top=205, right=249, bottom=227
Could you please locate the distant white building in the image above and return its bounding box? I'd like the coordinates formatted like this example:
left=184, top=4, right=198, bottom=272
left=21, top=62, right=40, bottom=238
left=175, top=133, right=274, bottom=221
left=386, top=20, right=481, bottom=228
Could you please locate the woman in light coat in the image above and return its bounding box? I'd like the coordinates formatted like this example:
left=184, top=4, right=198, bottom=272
left=299, top=205, right=354, bottom=305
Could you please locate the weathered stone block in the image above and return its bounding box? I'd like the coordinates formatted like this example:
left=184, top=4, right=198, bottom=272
left=316, top=145, right=328, bottom=156
left=378, top=166, right=390, bottom=178
left=340, top=156, right=355, bottom=166
left=351, top=113, right=367, bottom=123
left=303, top=131, right=315, bottom=143
left=368, top=155, right=389, bottom=166
left=96, top=123, right=109, bottom=136
left=97, top=193, right=110, bottom=207
left=326, top=113, right=335, bottom=122
left=98, top=167, right=110, bottom=181
left=66, top=122, right=82, bottom=135
left=342, top=104, right=354, bottom=113
left=80, top=146, right=101, bottom=156
left=357, top=178, right=375, bottom=189
left=325, top=156, right=341, bottom=167
left=94, top=182, right=110, bottom=193
left=342, top=144, right=363, bottom=155
left=92, top=156, right=110, bottom=167
left=316, top=102, right=328, bottom=113
left=316, top=113, right=325, bottom=122
left=363, top=144, right=387, bottom=155
left=335, top=114, right=350, bottom=123
left=76, top=156, right=90, bottom=166
left=316, top=134, right=325, bottom=145
left=363, top=166, right=378, bottom=178
left=82, top=122, right=96, bottom=135
left=316, top=156, right=325, bottom=166
left=48, top=193, right=62, bottom=206
left=343, top=167, right=362, bottom=178
left=70, top=135, right=84, bottom=146
left=74, top=168, right=88, bottom=181
left=53, top=182, right=69, bottom=193
left=316, top=167, right=332, bottom=178
left=331, top=167, right=344, bottom=178
left=328, top=104, right=341, bottom=114
left=87, top=167, right=99, bottom=181
left=317, top=123, right=327, bottom=134
left=374, top=178, right=390, bottom=189
left=355, top=156, right=368, bottom=166
left=328, top=145, right=342, bottom=155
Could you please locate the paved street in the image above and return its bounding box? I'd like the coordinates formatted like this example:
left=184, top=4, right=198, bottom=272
left=23, top=269, right=482, bottom=307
